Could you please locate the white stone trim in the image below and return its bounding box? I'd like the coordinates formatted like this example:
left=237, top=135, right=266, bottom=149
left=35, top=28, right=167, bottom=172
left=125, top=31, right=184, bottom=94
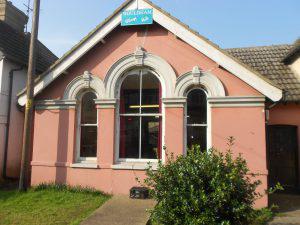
left=17, top=0, right=138, bottom=106
left=208, top=96, right=266, bottom=107
left=18, top=1, right=282, bottom=106
left=63, top=71, right=105, bottom=100
left=175, top=66, right=226, bottom=98
left=35, top=100, right=77, bottom=110
left=162, top=97, right=186, bottom=108
left=70, top=162, right=99, bottom=169
left=94, top=99, right=117, bottom=109
left=104, top=50, right=177, bottom=99
left=138, top=0, right=282, bottom=101
left=111, top=162, right=158, bottom=170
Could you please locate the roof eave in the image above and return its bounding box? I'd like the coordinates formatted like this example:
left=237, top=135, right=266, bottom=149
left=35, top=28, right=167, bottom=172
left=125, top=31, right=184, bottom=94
left=17, top=0, right=283, bottom=105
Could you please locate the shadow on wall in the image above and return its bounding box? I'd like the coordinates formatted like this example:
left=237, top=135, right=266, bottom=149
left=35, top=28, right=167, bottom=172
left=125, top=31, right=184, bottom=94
left=55, top=109, right=70, bottom=184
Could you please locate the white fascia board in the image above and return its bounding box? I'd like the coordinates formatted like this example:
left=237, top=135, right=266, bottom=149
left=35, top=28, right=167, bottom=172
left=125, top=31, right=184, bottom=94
left=18, top=0, right=282, bottom=105
left=139, top=0, right=282, bottom=102
left=18, top=0, right=138, bottom=106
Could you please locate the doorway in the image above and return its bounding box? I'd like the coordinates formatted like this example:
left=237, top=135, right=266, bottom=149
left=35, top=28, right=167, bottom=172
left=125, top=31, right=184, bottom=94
left=267, top=125, right=299, bottom=189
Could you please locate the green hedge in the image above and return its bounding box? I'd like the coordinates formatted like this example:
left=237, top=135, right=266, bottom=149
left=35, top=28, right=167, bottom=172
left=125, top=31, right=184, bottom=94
left=144, top=139, right=267, bottom=225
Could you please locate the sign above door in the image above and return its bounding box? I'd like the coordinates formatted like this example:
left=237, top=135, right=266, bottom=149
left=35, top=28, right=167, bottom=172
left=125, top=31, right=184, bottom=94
left=121, top=8, right=153, bottom=26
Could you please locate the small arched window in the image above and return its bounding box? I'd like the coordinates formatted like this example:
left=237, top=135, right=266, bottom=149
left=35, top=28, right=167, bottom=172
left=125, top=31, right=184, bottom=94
left=77, top=91, right=97, bottom=161
left=186, top=88, right=207, bottom=151
left=119, top=69, right=162, bottom=160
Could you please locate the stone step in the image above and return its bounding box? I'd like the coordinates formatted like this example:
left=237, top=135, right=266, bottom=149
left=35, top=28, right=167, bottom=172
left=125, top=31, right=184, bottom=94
left=81, top=195, right=156, bottom=225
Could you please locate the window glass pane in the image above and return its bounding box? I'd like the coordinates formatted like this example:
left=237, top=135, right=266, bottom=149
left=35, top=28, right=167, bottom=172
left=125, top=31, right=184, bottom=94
left=119, top=116, right=139, bottom=158
left=187, top=89, right=207, bottom=124
left=120, top=74, right=140, bottom=114
left=80, top=126, right=97, bottom=157
left=141, top=116, right=161, bottom=159
left=81, top=92, right=97, bottom=124
left=142, top=73, right=160, bottom=113
left=187, top=126, right=207, bottom=151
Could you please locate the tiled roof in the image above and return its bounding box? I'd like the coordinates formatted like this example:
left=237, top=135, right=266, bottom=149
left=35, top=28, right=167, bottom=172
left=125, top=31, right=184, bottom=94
left=0, top=20, right=58, bottom=73
left=226, top=45, right=300, bottom=102
left=283, top=39, right=300, bottom=64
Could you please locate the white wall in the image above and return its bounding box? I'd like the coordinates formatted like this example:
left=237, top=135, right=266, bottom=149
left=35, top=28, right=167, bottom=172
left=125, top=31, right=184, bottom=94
left=0, top=58, right=27, bottom=179
left=6, top=61, right=27, bottom=178
left=290, top=57, right=300, bottom=78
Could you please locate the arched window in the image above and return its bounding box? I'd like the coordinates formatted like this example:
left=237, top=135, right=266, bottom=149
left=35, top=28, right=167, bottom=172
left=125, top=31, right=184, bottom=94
left=77, top=91, right=97, bottom=161
left=186, top=88, right=207, bottom=151
left=119, top=69, right=162, bottom=160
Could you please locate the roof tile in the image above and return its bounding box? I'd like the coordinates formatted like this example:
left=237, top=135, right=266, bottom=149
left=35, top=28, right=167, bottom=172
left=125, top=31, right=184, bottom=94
left=0, top=20, right=58, bottom=73
left=226, top=44, right=300, bottom=102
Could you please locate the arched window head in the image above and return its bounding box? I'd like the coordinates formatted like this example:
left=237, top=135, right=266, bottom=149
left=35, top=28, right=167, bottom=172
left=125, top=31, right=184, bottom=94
left=186, top=88, right=207, bottom=151
left=77, top=91, right=97, bottom=161
left=119, top=69, right=162, bottom=160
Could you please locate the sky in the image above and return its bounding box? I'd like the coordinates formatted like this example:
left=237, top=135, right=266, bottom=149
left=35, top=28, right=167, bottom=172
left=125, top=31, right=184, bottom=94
left=11, top=0, right=300, bottom=57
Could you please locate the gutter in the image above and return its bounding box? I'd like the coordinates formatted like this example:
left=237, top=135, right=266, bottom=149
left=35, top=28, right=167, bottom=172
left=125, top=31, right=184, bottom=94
left=265, top=89, right=287, bottom=124
left=2, top=65, right=24, bottom=179
left=264, top=93, right=285, bottom=186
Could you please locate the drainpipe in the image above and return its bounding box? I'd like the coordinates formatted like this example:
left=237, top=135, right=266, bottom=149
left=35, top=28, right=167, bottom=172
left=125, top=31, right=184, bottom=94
left=265, top=90, right=286, bottom=124
left=2, top=65, right=24, bottom=179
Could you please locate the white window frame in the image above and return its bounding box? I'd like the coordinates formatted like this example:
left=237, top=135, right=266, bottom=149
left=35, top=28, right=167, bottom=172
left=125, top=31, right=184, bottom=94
left=116, top=68, right=164, bottom=163
left=76, top=90, right=98, bottom=163
left=184, top=87, right=211, bottom=154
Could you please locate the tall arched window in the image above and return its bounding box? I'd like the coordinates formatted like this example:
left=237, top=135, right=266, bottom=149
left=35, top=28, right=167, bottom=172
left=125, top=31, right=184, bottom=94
left=119, top=69, right=162, bottom=160
left=77, top=91, right=97, bottom=161
left=186, top=88, right=207, bottom=151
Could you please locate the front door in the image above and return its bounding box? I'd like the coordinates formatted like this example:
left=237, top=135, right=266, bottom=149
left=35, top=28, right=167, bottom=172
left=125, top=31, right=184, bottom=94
left=267, top=125, right=299, bottom=189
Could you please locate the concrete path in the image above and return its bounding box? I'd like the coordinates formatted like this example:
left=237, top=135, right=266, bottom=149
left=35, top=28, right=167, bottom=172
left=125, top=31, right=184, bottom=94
left=81, top=195, right=156, bottom=225
left=269, top=193, right=300, bottom=225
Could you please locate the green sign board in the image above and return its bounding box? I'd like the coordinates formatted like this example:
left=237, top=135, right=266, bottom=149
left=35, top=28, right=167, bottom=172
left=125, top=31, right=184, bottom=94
left=121, top=9, right=153, bottom=26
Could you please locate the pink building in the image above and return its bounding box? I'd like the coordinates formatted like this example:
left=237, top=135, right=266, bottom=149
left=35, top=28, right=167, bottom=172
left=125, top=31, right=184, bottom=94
left=9, top=0, right=300, bottom=208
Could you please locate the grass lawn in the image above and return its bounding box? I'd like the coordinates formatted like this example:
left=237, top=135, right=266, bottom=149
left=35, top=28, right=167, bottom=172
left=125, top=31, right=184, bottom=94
left=0, top=184, right=110, bottom=225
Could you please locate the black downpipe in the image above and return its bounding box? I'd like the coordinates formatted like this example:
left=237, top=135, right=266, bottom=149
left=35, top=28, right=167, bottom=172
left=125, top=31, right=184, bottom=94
left=2, top=66, right=23, bottom=179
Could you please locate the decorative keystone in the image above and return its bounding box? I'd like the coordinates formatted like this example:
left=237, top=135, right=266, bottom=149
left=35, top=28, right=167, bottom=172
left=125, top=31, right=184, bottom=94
left=192, top=66, right=202, bottom=84
left=83, top=71, right=92, bottom=88
left=134, top=46, right=146, bottom=66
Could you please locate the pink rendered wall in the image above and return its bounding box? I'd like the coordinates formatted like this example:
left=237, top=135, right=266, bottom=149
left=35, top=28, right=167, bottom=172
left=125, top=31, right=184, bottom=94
left=5, top=69, right=27, bottom=178
left=98, top=107, right=115, bottom=167
left=164, top=107, right=184, bottom=157
left=29, top=23, right=269, bottom=207
left=36, top=24, right=261, bottom=101
left=32, top=109, right=75, bottom=167
left=211, top=106, right=268, bottom=207
left=31, top=106, right=149, bottom=195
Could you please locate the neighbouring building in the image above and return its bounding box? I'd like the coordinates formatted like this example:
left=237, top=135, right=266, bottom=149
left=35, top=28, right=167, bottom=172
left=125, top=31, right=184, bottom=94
left=11, top=0, right=300, bottom=208
left=0, top=0, right=57, bottom=180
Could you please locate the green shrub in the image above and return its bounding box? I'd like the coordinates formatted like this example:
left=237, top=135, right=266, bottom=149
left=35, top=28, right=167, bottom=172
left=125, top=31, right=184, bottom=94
left=144, top=139, right=263, bottom=225
left=250, top=207, right=276, bottom=225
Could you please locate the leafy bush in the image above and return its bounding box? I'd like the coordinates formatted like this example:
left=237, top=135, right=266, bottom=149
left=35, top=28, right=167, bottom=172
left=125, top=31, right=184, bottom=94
left=144, top=139, right=263, bottom=225
left=251, top=207, right=276, bottom=225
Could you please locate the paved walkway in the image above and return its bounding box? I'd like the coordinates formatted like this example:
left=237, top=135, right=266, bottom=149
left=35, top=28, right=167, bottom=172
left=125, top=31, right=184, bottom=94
left=81, top=195, right=156, bottom=225
left=269, top=193, right=300, bottom=225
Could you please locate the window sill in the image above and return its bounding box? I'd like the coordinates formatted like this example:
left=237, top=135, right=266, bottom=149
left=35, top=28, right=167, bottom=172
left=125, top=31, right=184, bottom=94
left=70, top=162, right=99, bottom=169
left=111, top=162, right=158, bottom=171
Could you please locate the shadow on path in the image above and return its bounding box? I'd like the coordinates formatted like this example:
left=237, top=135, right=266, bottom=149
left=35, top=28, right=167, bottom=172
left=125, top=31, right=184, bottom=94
left=269, top=193, right=300, bottom=225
